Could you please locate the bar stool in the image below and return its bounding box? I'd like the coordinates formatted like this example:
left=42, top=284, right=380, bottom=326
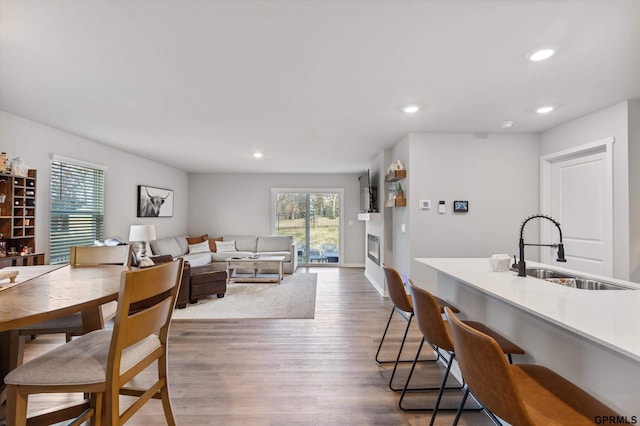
left=376, top=265, right=459, bottom=391
left=402, top=282, right=524, bottom=425
left=444, top=306, right=620, bottom=425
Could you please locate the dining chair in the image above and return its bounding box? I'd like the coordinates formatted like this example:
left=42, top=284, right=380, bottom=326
left=69, top=245, right=134, bottom=326
left=401, top=281, right=524, bottom=424
left=444, top=306, right=619, bottom=426
left=13, top=245, right=133, bottom=366
left=5, top=258, right=184, bottom=426
left=377, top=265, right=459, bottom=392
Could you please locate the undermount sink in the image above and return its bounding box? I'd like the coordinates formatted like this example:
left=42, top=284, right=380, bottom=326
left=525, top=268, right=573, bottom=280
left=521, top=268, right=635, bottom=290
left=572, top=279, right=631, bottom=291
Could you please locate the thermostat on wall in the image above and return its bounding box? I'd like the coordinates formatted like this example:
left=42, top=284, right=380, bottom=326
left=420, top=200, right=431, bottom=210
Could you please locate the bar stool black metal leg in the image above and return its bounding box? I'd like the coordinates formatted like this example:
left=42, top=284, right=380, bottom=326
left=452, top=386, right=469, bottom=425
left=388, top=313, right=415, bottom=389
left=428, top=353, right=455, bottom=425
left=398, top=339, right=425, bottom=401
left=376, top=308, right=417, bottom=364
left=398, top=346, right=465, bottom=409
left=375, top=307, right=399, bottom=363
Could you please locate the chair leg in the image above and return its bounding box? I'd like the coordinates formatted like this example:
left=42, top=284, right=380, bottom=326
left=158, top=354, right=176, bottom=426
left=105, top=387, right=120, bottom=425
left=376, top=307, right=443, bottom=366
left=452, top=386, right=469, bottom=426
left=376, top=307, right=417, bottom=364
left=471, top=391, right=504, bottom=426
left=388, top=313, right=416, bottom=389
left=7, top=384, right=28, bottom=426
left=397, top=338, right=443, bottom=394
left=458, top=388, right=503, bottom=426
left=375, top=307, right=395, bottom=363
left=484, top=407, right=504, bottom=426
left=399, top=339, right=430, bottom=406
left=398, top=346, right=465, bottom=410
left=9, top=330, right=26, bottom=371
left=429, top=353, right=456, bottom=425
left=93, top=392, right=103, bottom=426
left=398, top=344, right=464, bottom=411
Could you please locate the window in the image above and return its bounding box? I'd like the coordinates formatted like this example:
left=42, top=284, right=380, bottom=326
left=272, top=189, right=342, bottom=265
left=50, top=156, right=105, bottom=264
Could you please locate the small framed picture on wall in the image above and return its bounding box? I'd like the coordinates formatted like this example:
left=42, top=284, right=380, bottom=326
left=137, top=185, right=174, bottom=217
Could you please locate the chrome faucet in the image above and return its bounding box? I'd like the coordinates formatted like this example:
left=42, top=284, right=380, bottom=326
left=518, top=214, right=567, bottom=277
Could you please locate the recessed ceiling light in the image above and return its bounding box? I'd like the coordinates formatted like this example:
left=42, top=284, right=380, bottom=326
left=500, top=120, right=514, bottom=129
left=529, top=49, right=555, bottom=61
left=253, top=152, right=263, bottom=159
left=402, top=105, right=420, bottom=114
left=536, top=105, right=555, bottom=114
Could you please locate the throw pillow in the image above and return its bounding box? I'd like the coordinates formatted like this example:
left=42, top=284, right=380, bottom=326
left=186, top=234, right=209, bottom=245
left=215, top=240, right=237, bottom=253
left=188, top=240, right=211, bottom=254
left=207, top=237, right=223, bottom=252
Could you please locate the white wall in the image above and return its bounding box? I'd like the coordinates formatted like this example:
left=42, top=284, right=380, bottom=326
left=406, top=133, right=540, bottom=291
left=188, top=172, right=364, bottom=266
left=0, top=111, right=189, bottom=261
left=389, top=137, right=411, bottom=276
left=540, top=100, right=635, bottom=280
left=629, top=99, right=640, bottom=282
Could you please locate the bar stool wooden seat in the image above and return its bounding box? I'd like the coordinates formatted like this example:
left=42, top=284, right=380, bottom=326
left=402, top=282, right=524, bottom=424
left=377, top=265, right=459, bottom=391
left=444, top=306, right=619, bottom=426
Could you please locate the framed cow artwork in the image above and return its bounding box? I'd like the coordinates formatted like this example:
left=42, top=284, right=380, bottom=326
left=137, top=185, right=174, bottom=217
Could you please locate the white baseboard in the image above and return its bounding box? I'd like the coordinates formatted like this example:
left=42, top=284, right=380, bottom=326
left=364, top=270, right=385, bottom=296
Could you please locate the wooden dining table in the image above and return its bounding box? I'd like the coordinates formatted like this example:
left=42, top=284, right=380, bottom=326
left=0, top=264, right=130, bottom=402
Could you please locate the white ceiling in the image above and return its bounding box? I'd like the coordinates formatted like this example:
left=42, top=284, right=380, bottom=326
left=1, top=0, right=639, bottom=174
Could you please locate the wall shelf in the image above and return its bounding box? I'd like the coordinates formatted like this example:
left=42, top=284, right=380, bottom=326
left=385, top=166, right=407, bottom=208
left=357, top=212, right=381, bottom=221
left=385, top=198, right=406, bottom=208
left=0, top=169, right=43, bottom=263
left=384, top=169, right=406, bottom=182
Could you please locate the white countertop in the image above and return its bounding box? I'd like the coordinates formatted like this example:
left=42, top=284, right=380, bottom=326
left=416, top=258, right=640, bottom=363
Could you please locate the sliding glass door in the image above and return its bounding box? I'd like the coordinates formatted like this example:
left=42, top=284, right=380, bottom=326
left=273, top=189, right=342, bottom=265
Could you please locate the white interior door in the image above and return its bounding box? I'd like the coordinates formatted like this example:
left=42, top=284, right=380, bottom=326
left=540, top=138, right=613, bottom=276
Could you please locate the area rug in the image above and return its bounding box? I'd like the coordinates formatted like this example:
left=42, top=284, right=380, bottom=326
left=171, top=273, right=317, bottom=320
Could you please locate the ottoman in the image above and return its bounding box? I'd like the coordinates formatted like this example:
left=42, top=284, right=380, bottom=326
left=188, top=263, right=227, bottom=304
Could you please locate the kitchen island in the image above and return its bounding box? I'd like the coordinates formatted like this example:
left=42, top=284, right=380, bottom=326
left=415, top=258, right=640, bottom=416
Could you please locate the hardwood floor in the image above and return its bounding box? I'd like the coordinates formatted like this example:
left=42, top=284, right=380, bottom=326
left=18, top=267, right=493, bottom=425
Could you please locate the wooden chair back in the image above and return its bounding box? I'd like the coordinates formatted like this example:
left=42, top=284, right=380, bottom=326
left=70, top=245, right=133, bottom=266
left=106, top=258, right=184, bottom=424
left=444, top=307, right=533, bottom=426
left=407, top=280, right=455, bottom=352
left=382, top=264, right=413, bottom=313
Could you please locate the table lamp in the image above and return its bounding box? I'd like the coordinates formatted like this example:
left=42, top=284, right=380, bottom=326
left=128, top=224, right=156, bottom=258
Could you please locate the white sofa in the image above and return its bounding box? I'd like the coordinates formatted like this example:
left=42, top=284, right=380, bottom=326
left=149, top=234, right=298, bottom=274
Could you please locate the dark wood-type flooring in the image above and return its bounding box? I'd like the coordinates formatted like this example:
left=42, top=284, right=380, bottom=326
left=15, top=267, right=492, bottom=425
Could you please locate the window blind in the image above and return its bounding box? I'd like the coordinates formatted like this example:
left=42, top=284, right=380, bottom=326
left=50, top=159, right=105, bottom=264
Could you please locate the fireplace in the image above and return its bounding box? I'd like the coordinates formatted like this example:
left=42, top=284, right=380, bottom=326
left=367, top=234, right=380, bottom=265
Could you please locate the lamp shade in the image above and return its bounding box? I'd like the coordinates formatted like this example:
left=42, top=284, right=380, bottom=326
left=129, top=224, right=157, bottom=242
